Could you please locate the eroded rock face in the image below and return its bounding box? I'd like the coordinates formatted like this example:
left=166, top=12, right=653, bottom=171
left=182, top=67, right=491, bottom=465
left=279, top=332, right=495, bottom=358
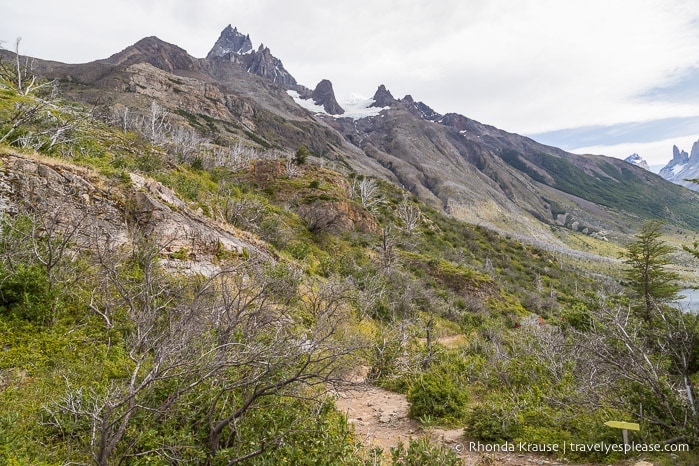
left=0, top=154, right=129, bottom=247
left=0, top=153, right=265, bottom=274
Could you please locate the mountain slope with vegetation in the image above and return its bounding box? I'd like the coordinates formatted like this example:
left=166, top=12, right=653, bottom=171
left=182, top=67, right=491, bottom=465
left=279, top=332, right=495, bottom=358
left=0, top=31, right=697, bottom=465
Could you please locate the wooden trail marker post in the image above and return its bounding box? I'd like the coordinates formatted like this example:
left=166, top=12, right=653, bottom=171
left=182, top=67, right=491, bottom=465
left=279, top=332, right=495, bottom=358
left=604, top=421, right=640, bottom=446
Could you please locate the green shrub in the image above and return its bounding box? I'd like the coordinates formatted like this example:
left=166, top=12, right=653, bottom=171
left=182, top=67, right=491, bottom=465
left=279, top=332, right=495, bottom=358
left=390, top=437, right=461, bottom=466
left=464, top=404, right=511, bottom=442
left=135, top=151, right=163, bottom=173
left=407, top=367, right=468, bottom=424
left=0, top=265, right=52, bottom=323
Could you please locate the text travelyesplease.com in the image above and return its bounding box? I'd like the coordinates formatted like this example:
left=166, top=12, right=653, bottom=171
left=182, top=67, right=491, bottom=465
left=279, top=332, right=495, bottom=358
left=457, top=441, right=690, bottom=455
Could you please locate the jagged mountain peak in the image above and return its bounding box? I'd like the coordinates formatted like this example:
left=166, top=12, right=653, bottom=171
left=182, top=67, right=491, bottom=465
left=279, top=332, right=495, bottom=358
left=672, top=144, right=690, bottom=165
left=207, top=24, right=253, bottom=58
left=658, top=138, right=699, bottom=190
left=401, top=95, right=441, bottom=121
left=206, top=25, right=300, bottom=91
left=371, top=84, right=397, bottom=108
left=624, top=153, right=649, bottom=171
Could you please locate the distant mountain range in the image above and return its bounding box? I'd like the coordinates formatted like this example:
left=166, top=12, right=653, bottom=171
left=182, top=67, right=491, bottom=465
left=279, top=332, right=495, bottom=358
left=7, top=24, right=699, bottom=246
left=620, top=142, right=699, bottom=191
left=657, top=141, right=699, bottom=190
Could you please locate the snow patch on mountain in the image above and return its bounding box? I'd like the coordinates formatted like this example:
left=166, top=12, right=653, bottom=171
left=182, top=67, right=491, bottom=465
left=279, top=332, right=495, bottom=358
left=287, top=91, right=325, bottom=114
left=287, top=91, right=388, bottom=120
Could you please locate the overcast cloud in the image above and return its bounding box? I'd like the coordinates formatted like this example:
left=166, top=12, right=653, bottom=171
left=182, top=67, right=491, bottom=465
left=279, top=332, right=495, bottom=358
left=3, top=0, right=699, bottom=166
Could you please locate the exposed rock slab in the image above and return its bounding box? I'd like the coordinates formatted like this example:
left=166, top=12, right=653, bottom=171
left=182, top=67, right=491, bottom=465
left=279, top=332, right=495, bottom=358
left=0, top=152, right=266, bottom=274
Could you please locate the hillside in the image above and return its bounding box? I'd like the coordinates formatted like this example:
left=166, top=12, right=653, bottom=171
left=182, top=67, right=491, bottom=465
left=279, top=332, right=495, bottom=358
left=0, top=27, right=698, bottom=465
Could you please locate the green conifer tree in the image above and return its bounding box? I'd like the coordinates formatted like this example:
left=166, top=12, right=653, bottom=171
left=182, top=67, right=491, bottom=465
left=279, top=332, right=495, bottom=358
left=293, top=144, right=309, bottom=165
left=623, top=220, right=681, bottom=321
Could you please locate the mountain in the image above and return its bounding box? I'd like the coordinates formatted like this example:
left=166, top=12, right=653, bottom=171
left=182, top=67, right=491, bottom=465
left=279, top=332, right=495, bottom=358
left=206, top=24, right=305, bottom=92
left=659, top=141, right=699, bottom=190
left=624, top=153, right=649, bottom=171
left=207, top=25, right=253, bottom=56
left=11, top=25, right=699, bottom=249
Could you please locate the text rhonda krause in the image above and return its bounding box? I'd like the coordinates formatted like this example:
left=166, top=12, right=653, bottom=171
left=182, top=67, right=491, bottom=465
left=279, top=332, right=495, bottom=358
left=466, top=441, right=690, bottom=455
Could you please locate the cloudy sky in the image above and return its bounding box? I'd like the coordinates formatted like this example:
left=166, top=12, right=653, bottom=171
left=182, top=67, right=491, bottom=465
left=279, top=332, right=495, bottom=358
left=3, top=0, right=699, bottom=168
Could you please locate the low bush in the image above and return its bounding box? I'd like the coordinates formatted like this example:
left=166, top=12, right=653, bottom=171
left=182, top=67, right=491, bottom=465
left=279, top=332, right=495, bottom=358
left=407, top=365, right=469, bottom=425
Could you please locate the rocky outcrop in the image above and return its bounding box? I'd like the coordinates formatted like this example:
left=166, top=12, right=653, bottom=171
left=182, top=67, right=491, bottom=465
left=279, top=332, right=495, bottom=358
left=0, top=152, right=265, bottom=275
left=402, top=95, right=441, bottom=121
left=370, top=85, right=397, bottom=108
left=242, top=44, right=299, bottom=89
left=0, top=154, right=129, bottom=246
left=125, top=62, right=235, bottom=120
left=310, top=79, right=344, bottom=115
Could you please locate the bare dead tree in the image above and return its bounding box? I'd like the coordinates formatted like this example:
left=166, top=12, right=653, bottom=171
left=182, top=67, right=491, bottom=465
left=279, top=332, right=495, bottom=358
left=3, top=37, right=38, bottom=95
left=43, top=227, right=362, bottom=464
left=148, top=100, right=169, bottom=143
left=112, top=104, right=132, bottom=133
left=208, top=141, right=260, bottom=171
left=0, top=37, right=56, bottom=97
left=169, top=126, right=208, bottom=164
left=0, top=39, right=77, bottom=149
left=204, top=274, right=362, bottom=464
left=396, top=196, right=421, bottom=235
left=376, top=224, right=397, bottom=271
left=575, top=304, right=699, bottom=442
left=284, top=156, right=302, bottom=178
left=353, top=177, right=383, bottom=212
left=0, top=98, right=46, bottom=144
left=0, top=203, right=88, bottom=323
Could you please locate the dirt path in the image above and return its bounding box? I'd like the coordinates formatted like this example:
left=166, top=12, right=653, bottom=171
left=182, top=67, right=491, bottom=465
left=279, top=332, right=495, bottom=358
left=335, top=366, right=655, bottom=466
left=335, top=381, right=568, bottom=465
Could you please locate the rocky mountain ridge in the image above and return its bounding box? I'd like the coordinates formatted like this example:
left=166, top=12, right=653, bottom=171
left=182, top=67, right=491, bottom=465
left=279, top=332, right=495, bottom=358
left=8, top=24, right=699, bottom=247
left=206, top=24, right=307, bottom=93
